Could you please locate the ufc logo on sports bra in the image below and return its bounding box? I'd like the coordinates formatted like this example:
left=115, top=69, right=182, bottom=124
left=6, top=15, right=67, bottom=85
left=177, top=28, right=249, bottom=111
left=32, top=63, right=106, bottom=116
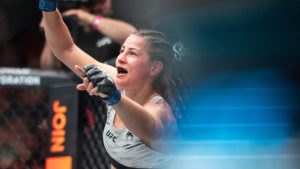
left=106, top=130, right=117, bottom=143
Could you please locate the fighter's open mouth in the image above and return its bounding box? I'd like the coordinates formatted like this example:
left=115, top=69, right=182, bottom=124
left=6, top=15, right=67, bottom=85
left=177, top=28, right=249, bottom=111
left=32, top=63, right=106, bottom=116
left=117, top=67, right=128, bottom=74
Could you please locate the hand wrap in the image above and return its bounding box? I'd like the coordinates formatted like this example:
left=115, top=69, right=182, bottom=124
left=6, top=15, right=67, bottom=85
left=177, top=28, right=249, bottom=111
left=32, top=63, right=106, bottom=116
left=83, top=65, right=121, bottom=106
left=39, top=0, right=57, bottom=12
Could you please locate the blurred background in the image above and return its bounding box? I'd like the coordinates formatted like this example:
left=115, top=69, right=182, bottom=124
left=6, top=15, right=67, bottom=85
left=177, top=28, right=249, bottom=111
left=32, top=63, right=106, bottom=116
left=0, top=0, right=300, bottom=169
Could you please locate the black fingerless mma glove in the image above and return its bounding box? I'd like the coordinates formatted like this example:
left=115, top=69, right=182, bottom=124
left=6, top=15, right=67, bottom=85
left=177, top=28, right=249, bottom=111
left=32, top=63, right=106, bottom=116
left=83, top=65, right=121, bottom=106
left=39, top=0, right=57, bottom=12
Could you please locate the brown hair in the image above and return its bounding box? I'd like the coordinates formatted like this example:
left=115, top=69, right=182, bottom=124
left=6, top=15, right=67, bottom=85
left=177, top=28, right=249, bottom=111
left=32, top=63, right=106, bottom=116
left=132, top=29, right=174, bottom=106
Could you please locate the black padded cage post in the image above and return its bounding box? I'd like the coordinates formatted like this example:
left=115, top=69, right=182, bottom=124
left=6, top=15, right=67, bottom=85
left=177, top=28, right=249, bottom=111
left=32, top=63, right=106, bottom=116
left=46, top=82, right=79, bottom=169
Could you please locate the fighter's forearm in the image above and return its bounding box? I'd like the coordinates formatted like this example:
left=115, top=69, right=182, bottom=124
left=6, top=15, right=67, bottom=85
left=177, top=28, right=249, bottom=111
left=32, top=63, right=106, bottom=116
left=43, top=10, right=75, bottom=56
left=94, top=17, right=136, bottom=44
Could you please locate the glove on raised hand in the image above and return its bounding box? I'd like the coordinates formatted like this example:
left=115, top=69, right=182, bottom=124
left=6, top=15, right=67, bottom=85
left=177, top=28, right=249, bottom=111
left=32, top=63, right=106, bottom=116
left=39, top=0, right=57, bottom=12
left=83, top=65, right=121, bottom=106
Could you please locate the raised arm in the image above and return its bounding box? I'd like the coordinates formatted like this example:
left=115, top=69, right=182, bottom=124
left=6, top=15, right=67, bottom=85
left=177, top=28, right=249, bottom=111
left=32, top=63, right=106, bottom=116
left=38, top=17, right=61, bottom=69
left=63, top=9, right=136, bottom=44
left=93, top=17, right=136, bottom=44
left=41, top=3, right=117, bottom=79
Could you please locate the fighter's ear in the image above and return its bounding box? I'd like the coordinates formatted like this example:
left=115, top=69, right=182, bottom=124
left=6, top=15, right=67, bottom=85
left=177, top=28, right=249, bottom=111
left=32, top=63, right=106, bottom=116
left=150, top=60, right=163, bottom=77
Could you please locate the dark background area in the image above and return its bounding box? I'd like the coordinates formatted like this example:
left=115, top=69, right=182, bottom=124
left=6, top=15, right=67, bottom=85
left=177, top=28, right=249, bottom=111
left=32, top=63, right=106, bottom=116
left=1, top=0, right=299, bottom=73
left=0, top=1, right=300, bottom=168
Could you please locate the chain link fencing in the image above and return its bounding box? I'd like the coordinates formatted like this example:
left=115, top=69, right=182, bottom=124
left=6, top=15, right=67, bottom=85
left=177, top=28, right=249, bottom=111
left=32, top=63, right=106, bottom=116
left=0, top=68, right=110, bottom=169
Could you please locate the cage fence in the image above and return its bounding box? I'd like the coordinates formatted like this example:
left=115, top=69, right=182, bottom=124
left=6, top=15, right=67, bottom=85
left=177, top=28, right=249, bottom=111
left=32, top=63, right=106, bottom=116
left=0, top=68, right=110, bottom=169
